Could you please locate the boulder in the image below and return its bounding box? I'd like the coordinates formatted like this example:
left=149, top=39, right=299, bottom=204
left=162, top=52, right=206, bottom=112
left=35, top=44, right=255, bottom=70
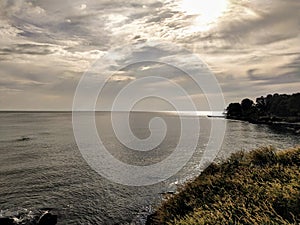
left=38, top=212, right=57, bottom=225
left=0, top=217, right=15, bottom=225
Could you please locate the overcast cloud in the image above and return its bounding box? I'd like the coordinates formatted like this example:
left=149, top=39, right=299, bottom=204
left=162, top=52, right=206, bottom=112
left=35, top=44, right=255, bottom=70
left=0, top=0, right=299, bottom=110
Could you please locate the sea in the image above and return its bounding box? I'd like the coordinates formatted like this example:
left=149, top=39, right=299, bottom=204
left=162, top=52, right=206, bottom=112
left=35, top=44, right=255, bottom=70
left=0, top=112, right=299, bottom=224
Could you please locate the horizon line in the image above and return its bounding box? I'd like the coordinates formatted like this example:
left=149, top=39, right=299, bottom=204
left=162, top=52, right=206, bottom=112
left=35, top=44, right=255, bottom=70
left=0, top=110, right=225, bottom=116
left=0, top=110, right=224, bottom=112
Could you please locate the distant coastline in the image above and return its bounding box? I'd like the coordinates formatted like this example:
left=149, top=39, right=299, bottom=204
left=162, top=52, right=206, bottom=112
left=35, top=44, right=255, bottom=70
left=225, top=93, right=300, bottom=134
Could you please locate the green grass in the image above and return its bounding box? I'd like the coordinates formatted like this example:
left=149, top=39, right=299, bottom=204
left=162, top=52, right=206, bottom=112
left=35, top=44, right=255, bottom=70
left=149, top=146, right=300, bottom=225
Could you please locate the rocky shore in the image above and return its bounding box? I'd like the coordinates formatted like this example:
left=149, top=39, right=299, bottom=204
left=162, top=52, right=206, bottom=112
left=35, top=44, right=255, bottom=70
left=0, top=209, right=57, bottom=225
left=226, top=115, right=300, bottom=134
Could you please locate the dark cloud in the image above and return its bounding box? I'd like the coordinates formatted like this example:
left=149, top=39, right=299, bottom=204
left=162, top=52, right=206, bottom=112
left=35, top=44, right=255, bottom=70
left=247, top=69, right=299, bottom=85
left=0, top=43, right=56, bottom=55
left=247, top=69, right=260, bottom=80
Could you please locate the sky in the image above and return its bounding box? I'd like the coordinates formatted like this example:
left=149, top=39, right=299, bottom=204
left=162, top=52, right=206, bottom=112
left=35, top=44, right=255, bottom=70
left=0, top=0, right=299, bottom=110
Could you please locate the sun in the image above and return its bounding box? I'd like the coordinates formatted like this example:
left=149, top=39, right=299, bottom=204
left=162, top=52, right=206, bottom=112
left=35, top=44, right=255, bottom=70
left=177, top=0, right=229, bottom=31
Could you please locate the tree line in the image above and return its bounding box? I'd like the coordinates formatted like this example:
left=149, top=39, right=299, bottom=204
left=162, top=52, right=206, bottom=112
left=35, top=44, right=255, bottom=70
left=226, top=93, right=300, bottom=123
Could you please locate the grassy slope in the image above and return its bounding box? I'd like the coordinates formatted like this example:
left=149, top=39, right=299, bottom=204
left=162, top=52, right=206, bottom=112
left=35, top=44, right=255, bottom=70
left=149, top=146, right=300, bottom=225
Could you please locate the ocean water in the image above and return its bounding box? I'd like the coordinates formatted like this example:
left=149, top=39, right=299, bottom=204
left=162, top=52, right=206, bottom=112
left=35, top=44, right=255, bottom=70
left=0, top=112, right=299, bottom=224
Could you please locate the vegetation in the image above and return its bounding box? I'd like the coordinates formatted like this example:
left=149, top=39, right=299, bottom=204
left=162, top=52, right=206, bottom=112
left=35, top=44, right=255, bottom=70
left=147, top=146, right=300, bottom=225
left=226, top=93, right=300, bottom=123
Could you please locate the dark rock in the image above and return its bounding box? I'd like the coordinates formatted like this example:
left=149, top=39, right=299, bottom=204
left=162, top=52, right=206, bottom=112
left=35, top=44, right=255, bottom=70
left=145, top=212, right=157, bottom=225
left=159, top=191, right=175, bottom=195
left=0, top=217, right=15, bottom=225
left=17, top=137, right=31, bottom=141
left=38, top=212, right=57, bottom=225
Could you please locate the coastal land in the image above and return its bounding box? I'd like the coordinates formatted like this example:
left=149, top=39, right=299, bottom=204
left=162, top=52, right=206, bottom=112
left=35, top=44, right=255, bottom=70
left=147, top=146, right=300, bottom=225
left=225, top=93, right=300, bottom=134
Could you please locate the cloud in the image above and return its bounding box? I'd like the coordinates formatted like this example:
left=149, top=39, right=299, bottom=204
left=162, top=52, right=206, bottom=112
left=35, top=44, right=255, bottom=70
left=109, top=74, right=136, bottom=82
left=0, top=43, right=56, bottom=55
left=0, top=0, right=299, bottom=109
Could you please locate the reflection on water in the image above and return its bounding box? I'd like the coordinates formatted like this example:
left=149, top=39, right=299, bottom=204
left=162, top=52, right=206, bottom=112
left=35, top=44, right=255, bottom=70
left=0, top=112, right=298, bottom=224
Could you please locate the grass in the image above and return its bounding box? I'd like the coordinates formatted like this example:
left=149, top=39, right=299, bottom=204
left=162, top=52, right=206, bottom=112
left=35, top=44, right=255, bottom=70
left=148, top=146, right=300, bottom=225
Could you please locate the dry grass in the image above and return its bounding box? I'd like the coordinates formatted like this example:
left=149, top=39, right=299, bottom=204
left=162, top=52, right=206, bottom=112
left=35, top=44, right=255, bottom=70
left=148, top=146, right=300, bottom=225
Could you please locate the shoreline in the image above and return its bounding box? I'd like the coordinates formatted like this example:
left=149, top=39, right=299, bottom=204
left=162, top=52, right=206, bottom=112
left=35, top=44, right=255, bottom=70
left=226, top=116, right=300, bottom=134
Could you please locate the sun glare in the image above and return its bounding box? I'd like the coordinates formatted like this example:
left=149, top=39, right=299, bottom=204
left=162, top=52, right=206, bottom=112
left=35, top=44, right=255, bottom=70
left=178, top=0, right=229, bottom=31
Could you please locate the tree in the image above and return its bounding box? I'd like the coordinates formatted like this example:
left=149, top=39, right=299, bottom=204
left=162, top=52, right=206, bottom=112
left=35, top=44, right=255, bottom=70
left=241, top=98, right=254, bottom=112
left=226, top=93, right=300, bottom=122
left=226, top=103, right=242, bottom=117
left=256, top=96, right=266, bottom=111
